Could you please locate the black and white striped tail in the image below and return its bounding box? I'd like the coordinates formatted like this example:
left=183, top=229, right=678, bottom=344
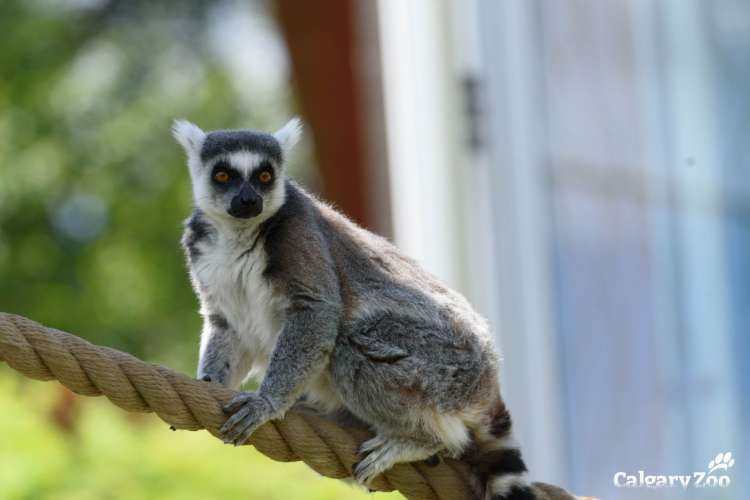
left=477, top=448, right=535, bottom=500
left=470, top=401, right=537, bottom=500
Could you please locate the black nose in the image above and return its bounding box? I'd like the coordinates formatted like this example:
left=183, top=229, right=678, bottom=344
left=239, top=190, right=259, bottom=207
left=229, top=185, right=263, bottom=219
left=238, top=185, right=261, bottom=207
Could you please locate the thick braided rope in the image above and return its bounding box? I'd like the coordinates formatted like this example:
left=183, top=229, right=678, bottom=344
left=0, top=313, right=477, bottom=500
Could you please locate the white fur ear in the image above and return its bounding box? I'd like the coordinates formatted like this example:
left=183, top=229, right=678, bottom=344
left=172, top=119, right=206, bottom=157
left=273, top=117, right=303, bottom=154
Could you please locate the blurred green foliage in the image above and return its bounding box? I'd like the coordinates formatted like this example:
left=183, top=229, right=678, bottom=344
left=0, top=0, right=310, bottom=372
left=0, top=2, right=378, bottom=498
left=0, top=367, right=403, bottom=499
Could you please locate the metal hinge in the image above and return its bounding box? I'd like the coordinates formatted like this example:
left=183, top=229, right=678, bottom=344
left=462, top=73, right=483, bottom=152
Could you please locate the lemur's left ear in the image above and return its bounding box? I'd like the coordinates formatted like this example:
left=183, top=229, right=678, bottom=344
left=273, top=117, right=303, bottom=155
left=172, top=119, right=206, bottom=157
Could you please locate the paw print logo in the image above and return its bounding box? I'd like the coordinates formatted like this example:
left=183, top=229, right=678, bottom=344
left=708, top=452, right=735, bottom=474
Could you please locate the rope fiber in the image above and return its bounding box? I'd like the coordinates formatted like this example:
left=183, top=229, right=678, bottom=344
left=0, top=313, right=591, bottom=500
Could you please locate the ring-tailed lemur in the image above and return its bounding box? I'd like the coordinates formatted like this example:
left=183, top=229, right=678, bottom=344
left=173, top=119, right=575, bottom=500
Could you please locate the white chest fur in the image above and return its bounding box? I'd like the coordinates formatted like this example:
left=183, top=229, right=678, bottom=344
left=189, top=223, right=342, bottom=412
left=192, top=231, right=285, bottom=377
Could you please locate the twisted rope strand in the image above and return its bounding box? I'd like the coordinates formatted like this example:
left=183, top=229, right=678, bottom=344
left=0, top=313, right=475, bottom=500
left=0, top=313, right=595, bottom=500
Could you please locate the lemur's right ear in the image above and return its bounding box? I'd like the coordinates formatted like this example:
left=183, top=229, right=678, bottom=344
left=273, top=117, right=303, bottom=155
left=172, top=119, right=206, bottom=157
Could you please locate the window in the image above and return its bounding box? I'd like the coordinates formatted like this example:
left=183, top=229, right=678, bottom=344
left=378, top=1, right=749, bottom=498
left=474, top=1, right=748, bottom=498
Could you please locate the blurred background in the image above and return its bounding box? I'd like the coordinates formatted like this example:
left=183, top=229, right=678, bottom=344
left=0, top=0, right=747, bottom=499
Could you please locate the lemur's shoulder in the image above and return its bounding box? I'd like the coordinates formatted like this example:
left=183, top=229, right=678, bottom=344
left=260, top=181, right=339, bottom=295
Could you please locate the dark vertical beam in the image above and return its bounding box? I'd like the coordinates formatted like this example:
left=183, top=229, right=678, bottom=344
left=275, top=0, right=372, bottom=229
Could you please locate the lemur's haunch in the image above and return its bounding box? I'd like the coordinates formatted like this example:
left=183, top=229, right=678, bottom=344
left=174, top=119, right=571, bottom=500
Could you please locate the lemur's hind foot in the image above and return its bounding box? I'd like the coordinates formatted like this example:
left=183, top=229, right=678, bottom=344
left=352, top=434, right=442, bottom=486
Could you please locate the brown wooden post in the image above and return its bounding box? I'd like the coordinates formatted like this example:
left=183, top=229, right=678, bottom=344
left=275, top=0, right=375, bottom=231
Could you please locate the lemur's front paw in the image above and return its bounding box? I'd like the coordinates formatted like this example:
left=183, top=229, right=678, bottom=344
left=220, top=392, right=274, bottom=446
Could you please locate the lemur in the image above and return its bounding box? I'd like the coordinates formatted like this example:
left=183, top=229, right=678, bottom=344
left=173, top=119, right=576, bottom=500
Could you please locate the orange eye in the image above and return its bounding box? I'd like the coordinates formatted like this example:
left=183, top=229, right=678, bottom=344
left=258, top=171, right=272, bottom=184
left=214, top=171, right=229, bottom=183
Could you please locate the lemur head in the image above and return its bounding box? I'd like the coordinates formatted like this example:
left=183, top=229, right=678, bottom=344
left=173, top=118, right=301, bottom=222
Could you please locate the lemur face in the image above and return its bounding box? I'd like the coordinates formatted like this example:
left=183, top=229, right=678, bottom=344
left=173, top=119, right=301, bottom=222
left=202, top=147, right=282, bottom=220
